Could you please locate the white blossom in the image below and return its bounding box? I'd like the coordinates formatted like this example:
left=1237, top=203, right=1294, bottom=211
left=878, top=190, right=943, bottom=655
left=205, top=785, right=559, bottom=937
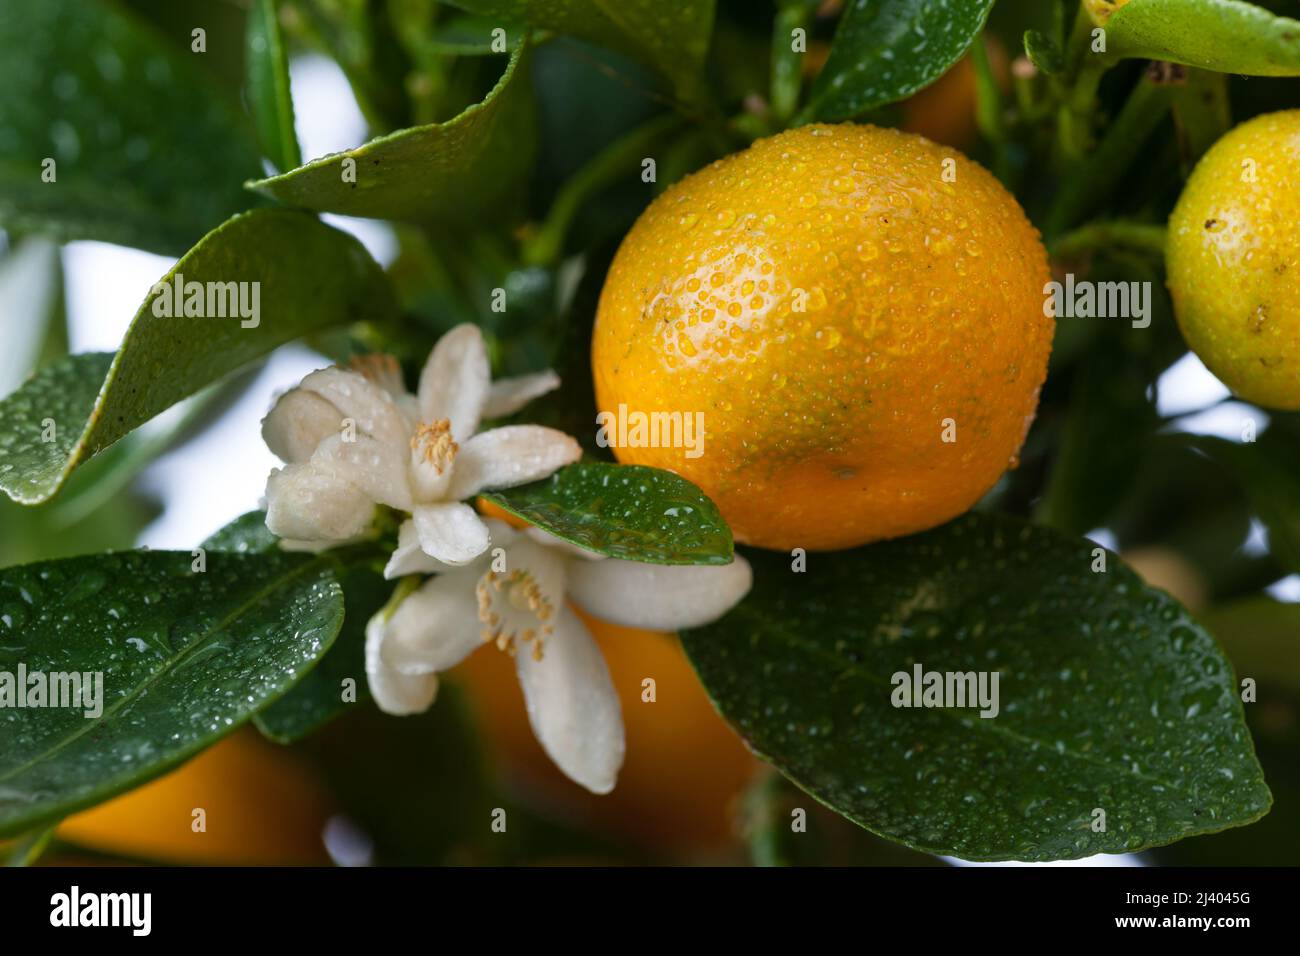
left=261, top=324, right=578, bottom=566
left=367, top=518, right=752, bottom=794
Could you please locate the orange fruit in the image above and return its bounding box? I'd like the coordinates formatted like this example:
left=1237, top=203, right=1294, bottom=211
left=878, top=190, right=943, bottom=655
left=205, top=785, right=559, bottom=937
left=452, top=608, right=760, bottom=855
left=56, top=728, right=334, bottom=865
left=901, top=40, right=1009, bottom=151
left=1167, top=110, right=1300, bottom=410
left=592, top=123, right=1053, bottom=550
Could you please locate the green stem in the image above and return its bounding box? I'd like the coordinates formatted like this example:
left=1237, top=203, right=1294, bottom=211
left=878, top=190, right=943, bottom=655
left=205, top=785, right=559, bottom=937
left=522, top=114, right=687, bottom=267
left=1058, top=60, right=1106, bottom=158
left=1047, top=77, right=1175, bottom=238
left=1050, top=220, right=1169, bottom=260
left=770, top=2, right=810, bottom=126
left=1056, top=3, right=1114, bottom=160
left=742, top=770, right=793, bottom=867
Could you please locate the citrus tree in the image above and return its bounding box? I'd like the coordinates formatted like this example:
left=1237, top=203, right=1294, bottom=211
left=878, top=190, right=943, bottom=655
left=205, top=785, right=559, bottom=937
left=1, top=0, right=1299, bottom=866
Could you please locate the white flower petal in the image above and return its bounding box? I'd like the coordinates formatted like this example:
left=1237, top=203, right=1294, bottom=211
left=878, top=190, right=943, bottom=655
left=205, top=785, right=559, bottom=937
left=412, top=501, right=491, bottom=565
left=312, top=433, right=413, bottom=510
left=394, top=393, right=420, bottom=432
left=381, top=573, right=483, bottom=675
left=264, top=463, right=374, bottom=542
left=513, top=604, right=624, bottom=794
left=262, top=388, right=345, bottom=463
left=481, top=369, right=561, bottom=419
left=448, top=426, right=582, bottom=499
left=417, top=323, right=490, bottom=442
left=298, top=367, right=409, bottom=447
left=566, top=554, right=752, bottom=631
left=365, top=612, right=438, bottom=715
left=387, top=517, right=516, bottom=579
left=384, top=520, right=451, bottom=578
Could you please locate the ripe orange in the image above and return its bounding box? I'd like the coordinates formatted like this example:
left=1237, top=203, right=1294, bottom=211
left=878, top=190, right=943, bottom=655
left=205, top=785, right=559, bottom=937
left=56, top=729, right=333, bottom=865
left=1167, top=110, right=1300, bottom=410
left=592, top=123, right=1053, bottom=550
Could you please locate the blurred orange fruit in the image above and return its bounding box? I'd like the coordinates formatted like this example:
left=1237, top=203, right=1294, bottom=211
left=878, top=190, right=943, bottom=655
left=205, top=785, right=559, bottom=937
left=901, top=40, right=1009, bottom=150
left=57, top=728, right=333, bottom=865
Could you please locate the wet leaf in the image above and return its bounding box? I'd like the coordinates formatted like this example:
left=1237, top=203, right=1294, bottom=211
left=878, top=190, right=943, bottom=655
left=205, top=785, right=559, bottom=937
left=681, top=512, right=1271, bottom=861
left=0, top=0, right=262, bottom=254
left=1147, top=599, right=1300, bottom=865
left=0, top=550, right=344, bottom=837
left=247, top=44, right=536, bottom=224
left=483, top=461, right=733, bottom=565
left=1085, top=0, right=1300, bottom=76
left=202, top=512, right=388, bottom=743
left=200, top=510, right=280, bottom=555
left=0, top=209, right=396, bottom=505
left=803, top=0, right=995, bottom=121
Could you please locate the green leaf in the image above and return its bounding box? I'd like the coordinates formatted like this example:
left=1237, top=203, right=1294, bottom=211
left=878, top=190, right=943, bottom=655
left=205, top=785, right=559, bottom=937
left=1144, top=697, right=1300, bottom=865
left=0, top=0, right=262, bottom=254
left=1085, top=0, right=1300, bottom=76
left=483, top=461, right=733, bottom=565
left=803, top=0, right=995, bottom=121
left=1024, top=29, right=1064, bottom=75
left=201, top=512, right=387, bottom=743
left=445, top=0, right=715, bottom=102
left=200, top=509, right=280, bottom=555
left=429, top=14, right=529, bottom=54
left=0, top=208, right=396, bottom=505
left=247, top=44, right=536, bottom=224
left=252, top=563, right=386, bottom=743
left=1189, top=435, right=1300, bottom=574
left=681, top=512, right=1271, bottom=862
left=246, top=0, right=302, bottom=173
left=1147, top=600, right=1300, bottom=865
left=0, top=550, right=344, bottom=837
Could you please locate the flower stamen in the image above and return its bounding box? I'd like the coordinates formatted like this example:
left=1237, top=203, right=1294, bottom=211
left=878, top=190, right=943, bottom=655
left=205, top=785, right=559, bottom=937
left=476, top=568, right=555, bottom=661
left=410, top=419, right=459, bottom=475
